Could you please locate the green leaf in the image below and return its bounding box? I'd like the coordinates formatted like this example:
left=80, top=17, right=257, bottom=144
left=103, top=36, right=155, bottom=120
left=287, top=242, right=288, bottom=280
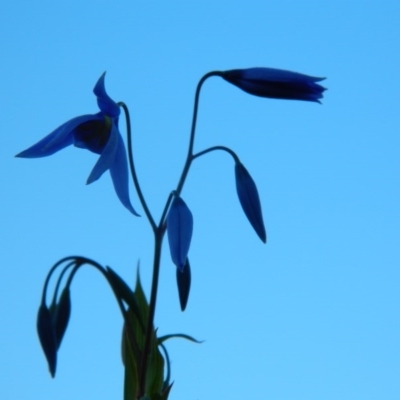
left=106, top=266, right=145, bottom=331
left=122, top=313, right=140, bottom=400
left=160, top=383, right=174, bottom=400
left=159, top=343, right=171, bottom=390
left=145, top=331, right=165, bottom=396
left=134, top=264, right=150, bottom=343
left=158, top=333, right=203, bottom=345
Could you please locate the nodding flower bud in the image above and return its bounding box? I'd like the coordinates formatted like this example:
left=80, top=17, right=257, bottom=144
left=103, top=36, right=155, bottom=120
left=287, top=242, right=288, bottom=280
left=37, top=304, right=58, bottom=377
left=176, top=259, right=191, bottom=311
left=222, top=67, right=326, bottom=103
left=167, top=195, right=193, bottom=272
left=235, top=161, right=266, bottom=243
left=51, top=287, right=71, bottom=350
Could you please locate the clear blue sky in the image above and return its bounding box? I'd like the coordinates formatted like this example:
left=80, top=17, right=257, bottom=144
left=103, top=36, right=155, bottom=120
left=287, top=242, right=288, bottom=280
left=1, top=1, right=400, bottom=399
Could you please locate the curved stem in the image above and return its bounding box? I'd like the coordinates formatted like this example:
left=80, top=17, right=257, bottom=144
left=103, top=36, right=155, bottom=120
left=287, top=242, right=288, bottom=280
left=41, top=256, right=80, bottom=305
left=50, top=260, right=76, bottom=306
left=119, top=102, right=157, bottom=232
left=174, top=71, right=223, bottom=197
left=68, top=258, right=142, bottom=360
left=192, top=145, right=240, bottom=163
left=158, top=191, right=174, bottom=229
left=42, top=256, right=129, bottom=326
left=137, top=71, right=223, bottom=397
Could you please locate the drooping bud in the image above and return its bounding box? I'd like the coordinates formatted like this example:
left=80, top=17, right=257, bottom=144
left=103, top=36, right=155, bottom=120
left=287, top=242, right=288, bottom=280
left=235, top=161, right=266, bottom=243
left=222, top=67, right=326, bottom=103
left=52, top=287, right=71, bottom=349
left=176, top=259, right=191, bottom=311
left=167, top=196, right=193, bottom=271
left=37, top=304, right=58, bottom=377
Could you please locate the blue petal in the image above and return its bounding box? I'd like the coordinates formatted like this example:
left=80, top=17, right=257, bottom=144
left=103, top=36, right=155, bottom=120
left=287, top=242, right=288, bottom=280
left=86, top=121, right=119, bottom=184
left=235, top=162, right=266, bottom=243
left=16, top=115, right=97, bottom=158
left=109, top=133, right=140, bottom=216
left=167, top=196, right=193, bottom=271
left=93, top=72, right=120, bottom=118
left=222, top=68, right=326, bottom=103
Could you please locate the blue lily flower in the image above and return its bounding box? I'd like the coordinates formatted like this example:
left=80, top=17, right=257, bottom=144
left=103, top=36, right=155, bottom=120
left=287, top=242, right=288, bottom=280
left=16, top=73, right=139, bottom=215
left=222, top=67, right=326, bottom=103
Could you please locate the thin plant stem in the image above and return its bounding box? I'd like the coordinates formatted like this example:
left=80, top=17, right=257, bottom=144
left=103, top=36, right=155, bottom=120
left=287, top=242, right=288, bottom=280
left=42, top=256, right=135, bottom=347
left=174, top=71, right=222, bottom=197
left=119, top=102, right=157, bottom=232
left=192, top=145, right=240, bottom=163
left=138, top=227, right=163, bottom=397
left=138, top=71, right=222, bottom=398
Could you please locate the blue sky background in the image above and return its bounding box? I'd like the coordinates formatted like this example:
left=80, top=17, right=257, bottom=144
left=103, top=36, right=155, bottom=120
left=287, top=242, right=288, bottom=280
left=1, top=1, right=400, bottom=399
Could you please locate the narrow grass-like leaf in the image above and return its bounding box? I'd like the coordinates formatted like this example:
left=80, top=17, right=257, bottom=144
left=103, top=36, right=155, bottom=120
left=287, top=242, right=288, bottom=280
left=158, top=333, right=203, bottom=345
left=159, top=343, right=171, bottom=390
left=145, top=331, right=165, bottom=396
left=107, top=266, right=144, bottom=330
left=135, top=265, right=149, bottom=340
left=122, top=312, right=140, bottom=400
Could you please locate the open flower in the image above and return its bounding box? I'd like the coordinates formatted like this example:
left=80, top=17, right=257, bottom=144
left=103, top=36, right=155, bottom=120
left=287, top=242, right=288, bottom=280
left=222, top=67, right=326, bottom=103
left=16, top=73, right=139, bottom=215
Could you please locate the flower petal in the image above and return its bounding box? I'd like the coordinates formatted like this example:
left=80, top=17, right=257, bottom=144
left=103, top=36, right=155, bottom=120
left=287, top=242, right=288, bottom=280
left=235, top=161, right=266, bottom=243
left=222, top=68, right=326, bottom=103
left=167, top=196, right=193, bottom=271
left=109, top=133, right=140, bottom=215
left=15, top=115, right=97, bottom=158
left=86, top=120, right=119, bottom=184
left=93, top=72, right=120, bottom=118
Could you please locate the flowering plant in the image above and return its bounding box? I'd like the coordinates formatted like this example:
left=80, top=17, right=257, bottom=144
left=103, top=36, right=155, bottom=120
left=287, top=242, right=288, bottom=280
left=17, top=67, right=326, bottom=399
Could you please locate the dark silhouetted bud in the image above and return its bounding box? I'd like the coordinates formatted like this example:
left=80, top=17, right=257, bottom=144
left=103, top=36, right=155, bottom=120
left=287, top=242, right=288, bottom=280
left=222, top=67, right=326, bottom=103
left=37, top=304, right=57, bottom=377
left=52, top=287, right=71, bottom=349
left=176, top=259, right=191, bottom=311
left=235, top=161, right=266, bottom=243
left=167, top=196, right=193, bottom=271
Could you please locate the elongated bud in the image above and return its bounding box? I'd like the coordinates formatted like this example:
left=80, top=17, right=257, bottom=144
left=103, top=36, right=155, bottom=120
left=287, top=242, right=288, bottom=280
left=52, top=287, right=71, bottom=349
left=167, top=196, right=193, bottom=271
left=235, top=161, right=266, bottom=243
left=37, top=304, right=57, bottom=377
left=176, top=259, right=191, bottom=311
left=222, top=67, right=326, bottom=103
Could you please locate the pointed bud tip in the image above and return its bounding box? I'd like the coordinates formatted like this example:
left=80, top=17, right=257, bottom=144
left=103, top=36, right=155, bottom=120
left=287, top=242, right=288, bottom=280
left=235, top=162, right=267, bottom=243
